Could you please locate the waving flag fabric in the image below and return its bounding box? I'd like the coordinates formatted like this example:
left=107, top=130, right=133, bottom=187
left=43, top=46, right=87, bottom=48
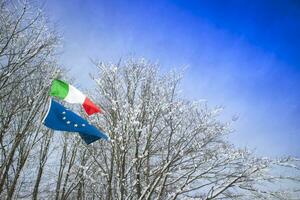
left=50, top=79, right=101, bottom=115
left=43, top=99, right=109, bottom=144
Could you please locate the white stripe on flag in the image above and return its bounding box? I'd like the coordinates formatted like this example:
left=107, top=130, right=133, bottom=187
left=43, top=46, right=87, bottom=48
left=64, top=85, right=86, bottom=104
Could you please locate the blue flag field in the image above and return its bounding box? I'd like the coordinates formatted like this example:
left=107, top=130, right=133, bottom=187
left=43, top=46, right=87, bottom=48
left=43, top=99, right=109, bottom=144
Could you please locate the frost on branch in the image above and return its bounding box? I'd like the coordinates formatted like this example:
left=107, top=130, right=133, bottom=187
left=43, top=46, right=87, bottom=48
left=0, top=0, right=59, bottom=199
left=79, top=59, right=300, bottom=200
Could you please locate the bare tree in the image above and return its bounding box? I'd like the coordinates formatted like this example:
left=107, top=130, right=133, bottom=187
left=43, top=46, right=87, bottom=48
left=0, top=0, right=59, bottom=199
left=73, top=59, right=300, bottom=200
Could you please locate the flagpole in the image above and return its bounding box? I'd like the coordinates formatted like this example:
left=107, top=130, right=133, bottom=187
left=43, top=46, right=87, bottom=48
left=42, top=98, right=52, bottom=123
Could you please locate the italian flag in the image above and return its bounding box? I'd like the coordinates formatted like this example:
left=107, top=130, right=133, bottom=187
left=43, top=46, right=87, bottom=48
left=50, top=79, right=101, bottom=116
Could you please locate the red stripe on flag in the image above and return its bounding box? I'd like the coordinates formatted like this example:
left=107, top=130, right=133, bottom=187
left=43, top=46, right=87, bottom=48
left=82, top=97, right=101, bottom=115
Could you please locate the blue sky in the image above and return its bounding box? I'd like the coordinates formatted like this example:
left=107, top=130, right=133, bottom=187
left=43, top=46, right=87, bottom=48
left=45, top=0, right=300, bottom=157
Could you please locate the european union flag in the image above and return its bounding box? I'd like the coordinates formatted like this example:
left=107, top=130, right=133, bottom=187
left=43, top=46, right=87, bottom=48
left=43, top=99, right=109, bottom=144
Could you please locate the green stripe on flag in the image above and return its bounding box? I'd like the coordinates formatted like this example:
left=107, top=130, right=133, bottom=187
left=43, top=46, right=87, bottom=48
left=50, top=79, right=69, bottom=99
